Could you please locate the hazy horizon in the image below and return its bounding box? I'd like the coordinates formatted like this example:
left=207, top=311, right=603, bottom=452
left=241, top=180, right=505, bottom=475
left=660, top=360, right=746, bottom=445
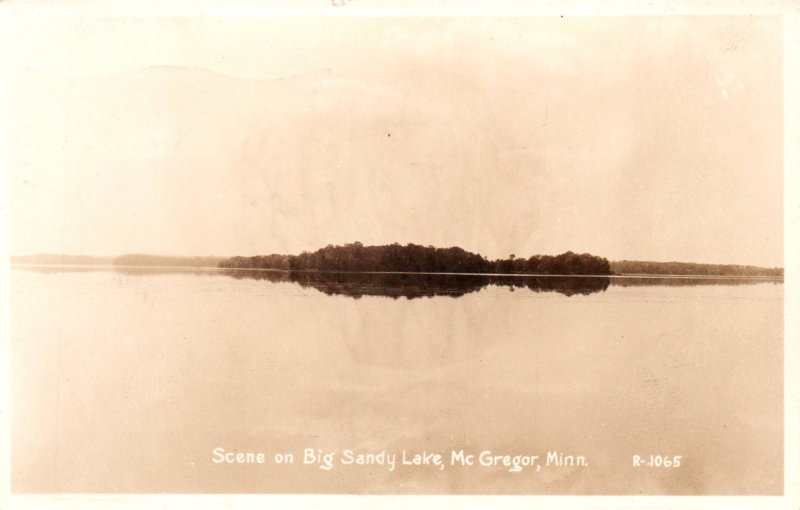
left=9, top=17, right=783, bottom=267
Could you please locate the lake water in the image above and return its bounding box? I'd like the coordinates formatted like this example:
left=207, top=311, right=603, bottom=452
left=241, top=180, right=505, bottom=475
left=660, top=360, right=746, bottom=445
left=10, top=268, right=783, bottom=494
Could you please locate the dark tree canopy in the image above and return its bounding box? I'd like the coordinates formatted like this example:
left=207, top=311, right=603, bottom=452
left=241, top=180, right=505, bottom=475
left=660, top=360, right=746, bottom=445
left=218, top=242, right=613, bottom=275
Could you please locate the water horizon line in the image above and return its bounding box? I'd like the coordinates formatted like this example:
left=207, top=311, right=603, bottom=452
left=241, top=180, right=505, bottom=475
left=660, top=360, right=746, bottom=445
left=9, top=263, right=785, bottom=280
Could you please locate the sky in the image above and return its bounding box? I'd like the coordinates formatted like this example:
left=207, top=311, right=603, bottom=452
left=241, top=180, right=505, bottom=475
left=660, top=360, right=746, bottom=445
left=8, top=16, right=784, bottom=266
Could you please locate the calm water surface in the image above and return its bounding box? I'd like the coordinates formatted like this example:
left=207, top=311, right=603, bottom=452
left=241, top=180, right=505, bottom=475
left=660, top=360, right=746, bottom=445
left=10, top=268, right=783, bottom=494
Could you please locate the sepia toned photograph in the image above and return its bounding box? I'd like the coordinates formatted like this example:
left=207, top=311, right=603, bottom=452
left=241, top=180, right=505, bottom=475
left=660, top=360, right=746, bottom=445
left=1, top=2, right=797, bottom=508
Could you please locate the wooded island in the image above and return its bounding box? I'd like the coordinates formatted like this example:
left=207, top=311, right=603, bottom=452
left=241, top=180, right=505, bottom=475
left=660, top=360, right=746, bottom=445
left=218, top=242, right=613, bottom=275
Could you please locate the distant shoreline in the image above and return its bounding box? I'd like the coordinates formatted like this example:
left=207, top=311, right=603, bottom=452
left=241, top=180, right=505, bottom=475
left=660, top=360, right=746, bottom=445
left=9, top=263, right=784, bottom=281
left=10, top=243, right=784, bottom=278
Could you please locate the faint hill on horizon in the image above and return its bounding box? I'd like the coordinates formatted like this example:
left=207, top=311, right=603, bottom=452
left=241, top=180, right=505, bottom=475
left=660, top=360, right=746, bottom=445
left=11, top=253, right=224, bottom=268
left=10, top=254, right=114, bottom=266
left=112, top=254, right=226, bottom=268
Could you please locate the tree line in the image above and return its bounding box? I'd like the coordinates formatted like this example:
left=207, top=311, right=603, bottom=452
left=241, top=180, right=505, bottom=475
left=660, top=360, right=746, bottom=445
left=218, top=242, right=613, bottom=275
left=610, top=260, right=783, bottom=277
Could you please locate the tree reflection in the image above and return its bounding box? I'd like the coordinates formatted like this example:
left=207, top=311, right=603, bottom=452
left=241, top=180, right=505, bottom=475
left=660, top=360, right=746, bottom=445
left=13, top=266, right=782, bottom=300
left=221, top=270, right=611, bottom=299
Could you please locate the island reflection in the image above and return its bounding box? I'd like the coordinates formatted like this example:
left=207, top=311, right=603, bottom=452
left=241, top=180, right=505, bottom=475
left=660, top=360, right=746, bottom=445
left=220, top=270, right=782, bottom=299
left=221, top=270, right=612, bottom=298
left=14, top=266, right=783, bottom=300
